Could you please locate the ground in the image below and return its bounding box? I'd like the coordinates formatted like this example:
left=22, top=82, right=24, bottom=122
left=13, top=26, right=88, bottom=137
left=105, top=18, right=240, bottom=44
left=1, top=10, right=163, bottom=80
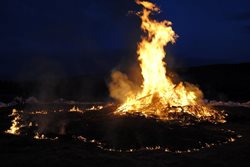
left=0, top=104, right=249, bottom=167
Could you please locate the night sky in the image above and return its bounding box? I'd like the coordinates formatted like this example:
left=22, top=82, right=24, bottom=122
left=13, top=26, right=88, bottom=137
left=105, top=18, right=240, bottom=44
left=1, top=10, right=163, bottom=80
left=1, top=0, right=250, bottom=79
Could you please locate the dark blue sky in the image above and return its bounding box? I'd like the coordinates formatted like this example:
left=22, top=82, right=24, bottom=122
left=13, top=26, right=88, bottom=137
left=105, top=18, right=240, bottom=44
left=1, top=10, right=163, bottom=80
left=1, top=0, right=250, bottom=79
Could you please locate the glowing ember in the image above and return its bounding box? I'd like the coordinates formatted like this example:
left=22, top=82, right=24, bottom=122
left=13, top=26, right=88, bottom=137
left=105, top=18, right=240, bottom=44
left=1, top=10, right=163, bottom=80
left=109, top=0, right=225, bottom=123
left=86, top=105, right=104, bottom=111
left=30, top=111, right=48, bottom=115
left=34, top=132, right=58, bottom=140
left=69, top=106, right=84, bottom=113
left=5, top=109, right=22, bottom=135
left=34, top=132, right=47, bottom=140
left=76, top=128, right=240, bottom=154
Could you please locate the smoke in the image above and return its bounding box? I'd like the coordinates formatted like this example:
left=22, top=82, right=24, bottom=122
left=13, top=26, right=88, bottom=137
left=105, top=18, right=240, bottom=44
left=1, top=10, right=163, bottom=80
left=109, top=70, right=140, bottom=102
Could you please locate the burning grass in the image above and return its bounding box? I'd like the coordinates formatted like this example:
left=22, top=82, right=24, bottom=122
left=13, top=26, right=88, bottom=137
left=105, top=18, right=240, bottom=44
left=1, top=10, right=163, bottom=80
left=2, top=103, right=239, bottom=153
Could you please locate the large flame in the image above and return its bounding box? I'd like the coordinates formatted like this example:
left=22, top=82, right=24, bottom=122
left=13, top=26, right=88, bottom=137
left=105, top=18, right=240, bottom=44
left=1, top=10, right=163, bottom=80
left=109, top=0, right=225, bottom=123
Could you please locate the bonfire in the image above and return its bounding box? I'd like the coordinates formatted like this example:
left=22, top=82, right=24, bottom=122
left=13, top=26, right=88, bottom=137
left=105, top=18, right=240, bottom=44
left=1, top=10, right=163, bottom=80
left=109, top=0, right=225, bottom=123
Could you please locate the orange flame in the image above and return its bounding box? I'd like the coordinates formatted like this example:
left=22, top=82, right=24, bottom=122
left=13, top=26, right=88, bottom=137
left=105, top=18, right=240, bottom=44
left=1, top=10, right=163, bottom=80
left=5, top=109, right=22, bottom=135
